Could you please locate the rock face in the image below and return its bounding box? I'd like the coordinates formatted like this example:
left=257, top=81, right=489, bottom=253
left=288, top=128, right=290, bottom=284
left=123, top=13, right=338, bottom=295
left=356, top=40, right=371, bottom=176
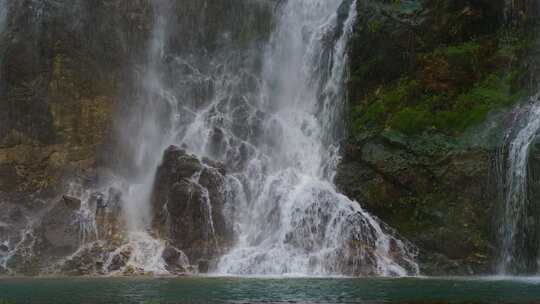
left=341, top=0, right=540, bottom=275
left=40, top=196, right=82, bottom=259
left=0, top=172, right=130, bottom=275
left=0, top=0, right=272, bottom=276
left=0, top=0, right=154, bottom=197
left=335, top=133, right=497, bottom=275
left=0, top=0, right=272, bottom=204
left=2, top=195, right=86, bottom=274
left=151, top=146, right=233, bottom=271
left=1, top=0, right=539, bottom=277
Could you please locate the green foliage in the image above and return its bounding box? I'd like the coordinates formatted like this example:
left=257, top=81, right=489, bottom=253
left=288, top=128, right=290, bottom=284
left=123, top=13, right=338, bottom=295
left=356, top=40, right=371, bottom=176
left=389, top=107, right=430, bottom=134
left=351, top=72, right=523, bottom=135
left=351, top=102, right=384, bottom=132
left=436, top=41, right=481, bottom=67
left=350, top=37, right=526, bottom=136
left=367, top=20, right=381, bottom=33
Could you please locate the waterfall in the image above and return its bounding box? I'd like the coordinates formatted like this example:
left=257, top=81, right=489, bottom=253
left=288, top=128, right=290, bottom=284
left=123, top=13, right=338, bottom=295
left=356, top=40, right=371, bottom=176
left=120, top=0, right=172, bottom=232
left=0, top=0, right=418, bottom=276
left=499, top=95, right=540, bottom=274
left=109, top=0, right=179, bottom=273
left=210, top=0, right=417, bottom=276
left=111, top=0, right=418, bottom=276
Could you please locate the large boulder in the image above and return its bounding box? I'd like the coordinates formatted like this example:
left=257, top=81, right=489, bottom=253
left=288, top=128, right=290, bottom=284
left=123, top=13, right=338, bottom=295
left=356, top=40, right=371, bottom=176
left=151, top=145, right=234, bottom=270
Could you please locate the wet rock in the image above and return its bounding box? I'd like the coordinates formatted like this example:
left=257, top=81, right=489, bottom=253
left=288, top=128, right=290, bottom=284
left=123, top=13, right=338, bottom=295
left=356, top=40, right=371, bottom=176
left=8, top=207, right=24, bottom=222
left=61, top=243, right=107, bottom=276
left=207, top=128, right=227, bottom=161
left=151, top=145, right=234, bottom=266
left=162, top=246, right=189, bottom=274
left=336, top=133, right=495, bottom=275
left=0, top=164, right=22, bottom=192
left=108, top=246, right=132, bottom=272
left=197, top=259, right=209, bottom=274
left=202, top=157, right=226, bottom=176
left=39, top=198, right=82, bottom=258
left=92, top=188, right=124, bottom=243
left=62, top=195, right=81, bottom=210
left=0, top=0, right=273, bottom=276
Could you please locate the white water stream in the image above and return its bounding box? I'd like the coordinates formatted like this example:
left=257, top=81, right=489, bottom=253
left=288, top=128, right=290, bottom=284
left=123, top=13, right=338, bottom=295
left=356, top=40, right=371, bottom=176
left=499, top=95, right=540, bottom=274
left=108, top=0, right=417, bottom=276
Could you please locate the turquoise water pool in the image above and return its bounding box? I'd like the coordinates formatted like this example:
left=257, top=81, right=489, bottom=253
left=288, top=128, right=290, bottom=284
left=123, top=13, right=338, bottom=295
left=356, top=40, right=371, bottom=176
left=0, top=276, right=539, bottom=303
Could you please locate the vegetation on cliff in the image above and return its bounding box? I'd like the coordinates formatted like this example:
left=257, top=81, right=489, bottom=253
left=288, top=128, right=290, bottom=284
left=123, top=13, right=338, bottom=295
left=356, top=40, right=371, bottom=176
left=350, top=0, right=537, bottom=136
left=339, top=0, right=540, bottom=275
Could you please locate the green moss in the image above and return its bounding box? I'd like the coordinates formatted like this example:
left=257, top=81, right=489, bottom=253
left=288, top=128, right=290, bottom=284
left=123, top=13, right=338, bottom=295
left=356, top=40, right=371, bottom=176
left=351, top=102, right=385, bottom=132
left=350, top=39, right=525, bottom=136
left=432, top=73, right=523, bottom=133
left=389, top=107, right=430, bottom=135
left=367, top=20, right=382, bottom=34
left=351, top=58, right=380, bottom=82
left=436, top=41, right=481, bottom=67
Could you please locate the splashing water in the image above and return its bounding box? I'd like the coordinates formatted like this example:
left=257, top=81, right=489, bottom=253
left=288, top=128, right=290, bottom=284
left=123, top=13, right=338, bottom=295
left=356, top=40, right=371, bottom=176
left=102, top=231, right=168, bottom=275
left=205, top=0, right=417, bottom=275
left=124, top=0, right=419, bottom=276
left=107, top=0, right=180, bottom=273
left=499, top=95, right=540, bottom=274
left=66, top=183, right=99, bottom=245
left=0, top=224, right=37, bottom=274
left=120, top=1, right=175, bottom=233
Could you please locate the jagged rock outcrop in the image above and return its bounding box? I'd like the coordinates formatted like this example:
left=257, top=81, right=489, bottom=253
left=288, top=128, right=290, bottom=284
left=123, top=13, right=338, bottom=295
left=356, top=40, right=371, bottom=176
left=151, top=145, right=234, bottom=271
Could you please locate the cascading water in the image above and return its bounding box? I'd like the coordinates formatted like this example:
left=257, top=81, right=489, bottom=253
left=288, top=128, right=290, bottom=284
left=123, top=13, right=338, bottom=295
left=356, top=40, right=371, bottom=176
left=116, top=0, right=417, bottom=276
left=108, top=0, right=180, bottom=273
left=498, top=95, right=540, bottom=274
left=210, top=0, right=417, bottom=276
left=115, top=0, right=416, bottom=276
left=0, top=0, right=418, bottom=276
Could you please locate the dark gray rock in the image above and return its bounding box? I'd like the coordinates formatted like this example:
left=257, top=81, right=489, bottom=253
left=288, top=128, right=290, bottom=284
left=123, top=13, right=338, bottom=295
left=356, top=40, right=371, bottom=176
left=32, top=196, right=85, bottom=269
left=335, top=133, right=496, bottom=275
left=151, top=145, right=234, bottom=268
left=60, top=243, right=107, bottom=276
left=62, top=195, right=81, bottom=210
left=197, top=259, right=209, bottom=274
left=107, top=246, right=132, bottom=272
left=162, top=245, right=189, bottom=274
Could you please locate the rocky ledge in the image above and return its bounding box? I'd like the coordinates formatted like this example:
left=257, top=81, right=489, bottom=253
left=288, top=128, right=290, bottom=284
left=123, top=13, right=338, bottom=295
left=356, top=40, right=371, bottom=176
left=0, top=145, right=235, bottom=276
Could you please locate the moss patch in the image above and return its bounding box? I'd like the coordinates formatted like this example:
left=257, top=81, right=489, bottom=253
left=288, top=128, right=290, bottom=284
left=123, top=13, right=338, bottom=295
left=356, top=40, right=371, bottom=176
left=351, top=37, right=529, bottom=136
